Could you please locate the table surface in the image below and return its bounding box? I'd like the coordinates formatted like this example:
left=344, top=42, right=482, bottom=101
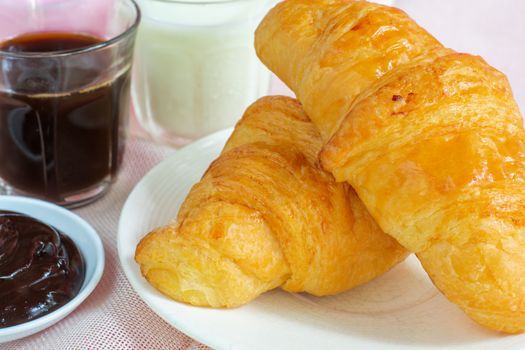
left=5, top=1, right=525, bottom=349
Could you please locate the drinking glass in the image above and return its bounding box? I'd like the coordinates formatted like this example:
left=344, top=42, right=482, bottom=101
left=132, top=0, right=275, bottom=146
left=0, top=0, right=140, bottom=208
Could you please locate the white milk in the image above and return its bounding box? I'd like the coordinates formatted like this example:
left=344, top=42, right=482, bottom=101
left=132, top=0, right=275, bottom=144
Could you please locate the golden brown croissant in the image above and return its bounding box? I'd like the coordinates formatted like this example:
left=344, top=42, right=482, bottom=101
left=256, top=0, right=525, bottom=333
left=135, top=96, right=407, bottom=308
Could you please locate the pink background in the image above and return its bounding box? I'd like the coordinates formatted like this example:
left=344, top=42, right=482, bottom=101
left=0, top=0, right=117, bottom=39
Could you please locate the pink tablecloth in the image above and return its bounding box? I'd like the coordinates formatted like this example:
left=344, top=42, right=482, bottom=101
left=5, top=1, right=525, bottom=349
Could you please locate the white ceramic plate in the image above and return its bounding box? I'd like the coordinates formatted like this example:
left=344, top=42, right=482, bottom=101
left=0, top=196, right=104, bottom=343
left=118, top=129, right=525, bottom=350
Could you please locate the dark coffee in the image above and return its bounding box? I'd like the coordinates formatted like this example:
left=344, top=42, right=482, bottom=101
left=0, top=32, right=130, bottom=203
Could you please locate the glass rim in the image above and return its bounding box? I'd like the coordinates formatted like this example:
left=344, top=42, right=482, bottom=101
left=0, top=0, right=141, bottom=58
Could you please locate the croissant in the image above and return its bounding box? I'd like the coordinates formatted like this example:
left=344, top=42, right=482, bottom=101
left=255, top=0, right=525, bottom=333
left=135, top=96, right=407, bottom=308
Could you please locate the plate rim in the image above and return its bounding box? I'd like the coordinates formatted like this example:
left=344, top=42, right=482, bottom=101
left=118, top=128, right=233, bottom=349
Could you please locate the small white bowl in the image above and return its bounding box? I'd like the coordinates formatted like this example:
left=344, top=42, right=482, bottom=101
left=0, top=196, right=104, bottom=343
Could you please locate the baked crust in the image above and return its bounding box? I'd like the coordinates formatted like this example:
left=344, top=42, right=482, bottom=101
left=135, top=96, right=407, bottom=308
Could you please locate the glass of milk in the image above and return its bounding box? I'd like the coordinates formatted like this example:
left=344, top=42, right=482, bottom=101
left=132, top=0, right=275, bottom=145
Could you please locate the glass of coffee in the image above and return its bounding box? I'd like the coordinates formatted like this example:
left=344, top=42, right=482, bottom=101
left=0, top=0, right=140, bottom=207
